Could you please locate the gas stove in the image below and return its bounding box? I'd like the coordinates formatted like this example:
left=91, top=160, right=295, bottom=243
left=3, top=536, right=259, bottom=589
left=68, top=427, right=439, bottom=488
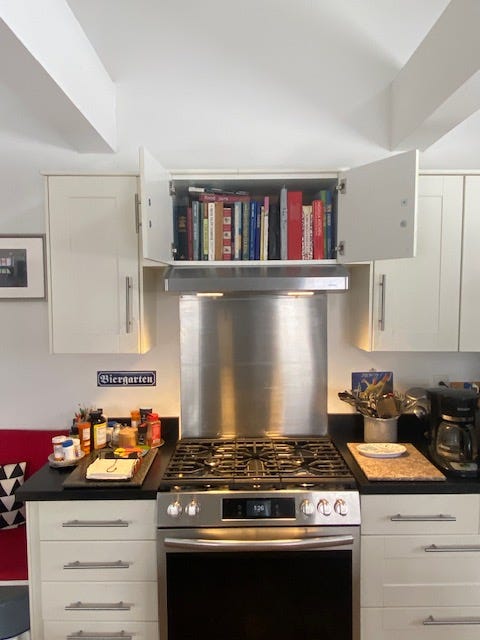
left=157, top=436, right=360, bottom=527
left=160, top=436, right=355, bottom=491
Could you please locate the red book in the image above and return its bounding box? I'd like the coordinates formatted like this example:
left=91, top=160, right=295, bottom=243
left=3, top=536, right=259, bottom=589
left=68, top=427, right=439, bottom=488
left=287, top=191, right=303, bottom=260
left=312, top=199, right=325, bottom=259
left=222, top=207, right=232, bottom=260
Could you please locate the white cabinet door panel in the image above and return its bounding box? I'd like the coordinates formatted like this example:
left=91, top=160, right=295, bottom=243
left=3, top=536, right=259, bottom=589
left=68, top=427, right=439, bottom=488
left=371, top=175, right=462, bottom=350
left=47, top=175, right=140, bottom=353
left=39, top=540, right=156, bottom=581
left=38, top=500, right=156, bottom=541
left=460, top=176, right=480, bottom=351
left=44, top=620, right=159, bottom=640
left=41, top=581, right=158, bottom=621
left=338, top=150, right=418, bottom=262
left=361, top=494, right=479, bottom=535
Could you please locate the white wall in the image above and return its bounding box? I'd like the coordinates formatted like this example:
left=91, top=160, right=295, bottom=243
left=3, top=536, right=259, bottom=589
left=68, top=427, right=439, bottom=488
left=1, top=281, right=479, bottom=429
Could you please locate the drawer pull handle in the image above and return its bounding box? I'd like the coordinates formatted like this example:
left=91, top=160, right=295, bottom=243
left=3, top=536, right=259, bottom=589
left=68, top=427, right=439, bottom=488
left=65, top=601, right=131, bottom=611
left=62, top=520, right=129, bottom=528
left=423, top=615, right=480, bottom=626
left=390, top=514, right=456, bottom=522
left=67, top=632, right=132, bottom=639
left=63, top=561, right=130, bottom=570
left=425, top=543, right=480, bottom=553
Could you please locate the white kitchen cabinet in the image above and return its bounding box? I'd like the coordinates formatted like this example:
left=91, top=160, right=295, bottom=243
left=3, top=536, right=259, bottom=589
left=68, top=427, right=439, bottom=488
left=26, top=499, right=158, bottom=640
left=347, top=175, right=464, bottom=351
left=460, top=176, right=480, bottom=351
left=163, top=149, right=419, bottom=265
left=46, top=173, right=157, bottom=354
left=361, top=493, right=480, bottom=640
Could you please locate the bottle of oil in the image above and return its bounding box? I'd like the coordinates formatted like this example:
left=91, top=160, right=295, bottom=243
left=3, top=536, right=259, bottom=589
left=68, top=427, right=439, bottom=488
left=90, top=408, right=107, bottom=450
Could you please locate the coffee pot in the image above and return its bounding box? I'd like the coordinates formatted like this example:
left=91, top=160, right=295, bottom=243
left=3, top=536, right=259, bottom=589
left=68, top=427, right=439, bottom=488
left=426, top=387, right=479, bottom=478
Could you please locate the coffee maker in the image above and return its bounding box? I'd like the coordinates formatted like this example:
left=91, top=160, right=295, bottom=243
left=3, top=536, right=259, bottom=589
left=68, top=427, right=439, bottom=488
left=426, top=387, right=479, bottom=478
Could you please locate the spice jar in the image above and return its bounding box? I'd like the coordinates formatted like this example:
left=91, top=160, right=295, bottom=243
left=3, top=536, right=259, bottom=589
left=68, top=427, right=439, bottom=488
left=77, top=421, right=91, bottom=454
left=90, top=409, right=107, bottom=450
left=52, top=435, right=67, bottom=461
left=62, top=438, right=76, bottom=462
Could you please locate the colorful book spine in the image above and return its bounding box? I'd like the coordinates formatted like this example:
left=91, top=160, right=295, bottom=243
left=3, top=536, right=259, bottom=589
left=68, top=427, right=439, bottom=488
left=262, top=196, right=269, bottom=261
left=254, top=203, right=261, bottom=260
left=248, top=201, right=257, bottom=260
left=233, top=201, right=243, bottom=260
left=267, top=202, right=280, bottom=260
left=186, top=206, right=193, bottom=260
left=222, top=206, right=232, bottom=260
left=201, top=202, right=208, bottom=260
left=192, top=200, right=201, bottom=261
left=214, top=201, right=224, bottom=260
left=280, top=186, right=288, bottom=260
left=242, top=201, right=250, bottom=260
left=198, top=193, right=250, bottom=203
left=173, top=204, right=188, bottom=261
left=312, top=199, right=325, bottom=260
left=320, top=189, right=333, bottom=258
left=287, top=190, right=302, bottom=260
left=302, top=205, right=313, bottom=260
left=207, top=202, right=215, bottom=261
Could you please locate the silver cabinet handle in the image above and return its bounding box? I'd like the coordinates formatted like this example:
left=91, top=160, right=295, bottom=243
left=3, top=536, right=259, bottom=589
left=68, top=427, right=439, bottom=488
left=65, top=601, right=131, bottom=611
left=62, top=520, right=129, bottom=528
left=63, top=561, right=130, bottom=570
left=378, top=274, right=386, bottom=331
left=390, top=514, right=456, bottom=522
left=423, top=615, right=480, bottom=626
left=425, top=543, right=480, bottom=552
left=164, top=535, right=353, bottom=552
left=125, top=276, right=132, bottom=334
left=67, top=633, right=132, bottom=639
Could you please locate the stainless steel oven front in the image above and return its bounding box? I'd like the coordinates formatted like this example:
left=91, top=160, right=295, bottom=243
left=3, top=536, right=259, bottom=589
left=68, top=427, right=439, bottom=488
left=157, top=490, right=360, bottom=640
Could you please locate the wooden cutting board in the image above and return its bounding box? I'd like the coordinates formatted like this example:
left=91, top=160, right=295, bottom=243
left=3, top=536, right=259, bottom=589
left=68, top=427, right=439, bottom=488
left=347, top=442, right=446, bottom=481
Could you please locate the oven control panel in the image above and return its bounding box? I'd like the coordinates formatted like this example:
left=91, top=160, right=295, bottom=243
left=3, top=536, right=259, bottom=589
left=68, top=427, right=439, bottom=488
left=157, top=490, right=360, bottom=527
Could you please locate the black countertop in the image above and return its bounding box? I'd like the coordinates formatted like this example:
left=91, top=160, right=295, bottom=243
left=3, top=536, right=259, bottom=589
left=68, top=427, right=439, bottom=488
left=17, top=415, right=480, bottom=501
left=330, top=414, right=480, bottom=494
left=17, top=417, right=179, bottom=502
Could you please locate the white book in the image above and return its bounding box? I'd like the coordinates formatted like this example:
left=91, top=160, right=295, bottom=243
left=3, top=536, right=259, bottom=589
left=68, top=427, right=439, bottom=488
left=207, top=202, right=215, bottom=261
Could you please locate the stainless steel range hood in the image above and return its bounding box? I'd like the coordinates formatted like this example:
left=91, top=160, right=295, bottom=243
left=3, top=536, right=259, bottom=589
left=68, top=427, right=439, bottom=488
left=163, top=264, right=349, bottom=293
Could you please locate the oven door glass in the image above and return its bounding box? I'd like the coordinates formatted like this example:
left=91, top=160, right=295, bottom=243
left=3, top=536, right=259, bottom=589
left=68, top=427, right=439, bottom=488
left=161, top=527, right=357, bottom=640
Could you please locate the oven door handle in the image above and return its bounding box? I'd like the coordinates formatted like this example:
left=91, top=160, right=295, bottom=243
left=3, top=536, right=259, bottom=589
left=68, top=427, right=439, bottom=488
left=164, top=535, right=354, bottom=551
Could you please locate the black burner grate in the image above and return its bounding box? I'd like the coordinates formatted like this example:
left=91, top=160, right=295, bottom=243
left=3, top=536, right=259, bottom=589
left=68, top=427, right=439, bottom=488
left=161, top=437, right=354, bottom=490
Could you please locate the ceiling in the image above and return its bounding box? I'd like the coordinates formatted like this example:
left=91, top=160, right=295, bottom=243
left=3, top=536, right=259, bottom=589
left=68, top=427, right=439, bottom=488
left=2, top=0, right=480, bottom=192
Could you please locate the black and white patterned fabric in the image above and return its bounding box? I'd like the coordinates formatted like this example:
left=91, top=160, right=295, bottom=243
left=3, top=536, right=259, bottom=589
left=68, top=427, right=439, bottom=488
left=0, top=462, right=26, bottom=529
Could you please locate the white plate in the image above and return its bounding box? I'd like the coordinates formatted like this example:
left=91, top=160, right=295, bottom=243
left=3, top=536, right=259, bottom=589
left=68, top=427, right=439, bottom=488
left=357, top=443, right=407, bottom=458
left=48, top=451, right=86, bottom=468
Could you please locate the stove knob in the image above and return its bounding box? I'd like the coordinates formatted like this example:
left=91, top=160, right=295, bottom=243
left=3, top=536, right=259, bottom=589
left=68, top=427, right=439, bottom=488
left=167, top=500, right=183, bottom=518
left=334, top=498, right=348, bottom=516
left=317, top=498, right=332, bottom=516
left=300, top=499, right=315, bottom=516
left=186, top=499, right=200, bottom=517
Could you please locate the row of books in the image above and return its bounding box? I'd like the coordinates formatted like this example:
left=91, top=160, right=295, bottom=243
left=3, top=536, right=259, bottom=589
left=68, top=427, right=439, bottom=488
left=173, top=187, right=335, bottom=261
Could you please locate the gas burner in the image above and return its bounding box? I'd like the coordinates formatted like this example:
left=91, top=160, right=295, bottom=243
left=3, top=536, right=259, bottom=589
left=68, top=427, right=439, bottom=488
left=160, top=436, right=355, bottom=491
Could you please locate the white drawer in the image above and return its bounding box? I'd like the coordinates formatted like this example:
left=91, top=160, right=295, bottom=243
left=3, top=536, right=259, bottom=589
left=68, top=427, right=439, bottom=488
left=39, top=540, right=157, bottom=581
left=362, top=606, right=480, bottom=640
left=362, top=534, right=480, bottom=607
left=43, top=620, right=159, bottom=640
left=41, top=581, right=158, bottom=622
left=361, top=494, right=480, bottom=535
left=38, top=500, right=156, bottom=540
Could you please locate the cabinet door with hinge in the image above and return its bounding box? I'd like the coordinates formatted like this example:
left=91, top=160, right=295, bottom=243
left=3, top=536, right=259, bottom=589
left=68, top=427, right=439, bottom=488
left=460, top=176, right=480, bottom=351
left=337, top=150, right=418, bottom=263
left=139, top=146, right=172, bottom=263
left=349, top=175, right=463, bottom=351
left=47, top=175, right=141, bottom=353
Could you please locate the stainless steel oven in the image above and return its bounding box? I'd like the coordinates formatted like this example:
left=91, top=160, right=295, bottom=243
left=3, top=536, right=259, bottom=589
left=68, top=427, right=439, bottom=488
left=156, top=439, right=360, bottom=640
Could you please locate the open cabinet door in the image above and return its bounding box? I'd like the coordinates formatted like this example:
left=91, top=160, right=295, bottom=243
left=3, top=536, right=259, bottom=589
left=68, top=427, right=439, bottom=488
left=139, top=146, right=172, bottom=262
left=337, top=149, right=418, bottom=263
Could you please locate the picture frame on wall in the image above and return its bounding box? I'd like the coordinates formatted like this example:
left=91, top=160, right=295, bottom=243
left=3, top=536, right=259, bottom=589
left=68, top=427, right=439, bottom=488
left=0, top=235, right=46, bottom=300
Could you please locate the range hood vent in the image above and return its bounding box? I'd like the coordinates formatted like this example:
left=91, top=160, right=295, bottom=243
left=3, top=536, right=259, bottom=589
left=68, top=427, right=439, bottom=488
left=163, top=264, right=349, bottom=293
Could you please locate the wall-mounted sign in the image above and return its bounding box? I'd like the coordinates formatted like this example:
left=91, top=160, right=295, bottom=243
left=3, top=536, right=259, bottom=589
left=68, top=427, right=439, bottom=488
left=97, top=371, right=156, bottom=387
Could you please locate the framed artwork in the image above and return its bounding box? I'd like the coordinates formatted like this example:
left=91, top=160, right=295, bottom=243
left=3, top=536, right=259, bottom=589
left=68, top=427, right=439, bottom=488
left=0, top=235, right=46, bottom=300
